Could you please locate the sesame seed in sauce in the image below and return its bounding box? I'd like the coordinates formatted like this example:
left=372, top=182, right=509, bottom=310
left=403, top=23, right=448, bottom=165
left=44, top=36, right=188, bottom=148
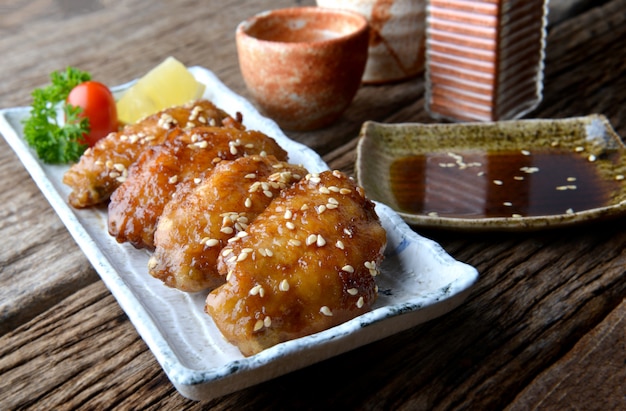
left=335, top=240, right=345, bottom=250
left=168, top=175, right=178, bottom=184
left=284, top=210, right=293, bottom=219
left=356, top=296, right=365, bottom=308
left=320, top=306, right=333, bottom=316
left=244, top=173, right=257, bottom=179
left=493, top=180, right=503, bottom=186
left=279, top=279, right=290, bottom=292
left=286, top=222, right=295, bottom=230
left=588, top=154, right=597, bottom=162
left=236, top=252, right=249, bottom=262
left=342, top=265, right=354, bottom=273
left=339, top=188, right=351, bottom=195
left=288, top=239, right=302, bottom=247
left=264, top=316, right=272, bottom=327
left=244, top=198, right=252, bottom=208
left=222, top=248, right=233, bottom=257
left=347, top=288, right=358, bottom=295
left=220, top=227, right=234, bottom=234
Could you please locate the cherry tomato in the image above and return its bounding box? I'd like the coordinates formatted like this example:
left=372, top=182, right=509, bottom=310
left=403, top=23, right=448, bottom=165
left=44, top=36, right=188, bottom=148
left=67, top=81, right=118, bottom=147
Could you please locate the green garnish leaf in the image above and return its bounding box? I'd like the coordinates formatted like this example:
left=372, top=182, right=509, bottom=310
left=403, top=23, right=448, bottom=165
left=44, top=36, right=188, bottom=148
left=22, top=67, right=92, bottom=164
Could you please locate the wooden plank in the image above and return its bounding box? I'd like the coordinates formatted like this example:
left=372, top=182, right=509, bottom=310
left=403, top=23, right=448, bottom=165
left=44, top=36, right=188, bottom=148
left=506, top=299, right=626, bottom=411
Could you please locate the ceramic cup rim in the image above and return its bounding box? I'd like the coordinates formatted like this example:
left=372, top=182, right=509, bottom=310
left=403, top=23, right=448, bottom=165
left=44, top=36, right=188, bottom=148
left=236, top=6, right=369, bottom=47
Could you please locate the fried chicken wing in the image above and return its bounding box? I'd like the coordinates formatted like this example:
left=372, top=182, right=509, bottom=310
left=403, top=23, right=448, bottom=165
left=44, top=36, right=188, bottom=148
left=107, top=126, right=288, bottom=250
left=63, top=100, right=241, bottom=208
left=205, top=170, right=387, bottom=356
left=148, top=155, right=308, bottom=292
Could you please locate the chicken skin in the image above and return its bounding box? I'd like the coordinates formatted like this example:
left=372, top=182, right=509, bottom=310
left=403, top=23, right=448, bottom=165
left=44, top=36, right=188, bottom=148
left=107, top=126, right=288, bottom=250
left=148, top=155, right=308, bottom=292
left=63, top=100, right=241, bottom=208
left=205, top=170, right=387, bottom=357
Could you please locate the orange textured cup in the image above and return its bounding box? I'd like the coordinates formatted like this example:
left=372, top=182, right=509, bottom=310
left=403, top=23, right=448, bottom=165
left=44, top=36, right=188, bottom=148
left=236, top=7, right=369, bottom=131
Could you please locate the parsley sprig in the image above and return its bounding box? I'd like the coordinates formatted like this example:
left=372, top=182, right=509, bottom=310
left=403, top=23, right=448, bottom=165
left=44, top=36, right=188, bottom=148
left=23, top=67, right=92, bottom=164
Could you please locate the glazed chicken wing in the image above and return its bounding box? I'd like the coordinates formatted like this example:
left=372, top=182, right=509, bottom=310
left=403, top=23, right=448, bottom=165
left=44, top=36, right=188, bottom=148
left=205, top=170, right=387, bottom=356
left=148, top=155, right=308, bottom=292
left=63, top=100, right=241, bottom=208
left=107, top=126, right=288, bottom=249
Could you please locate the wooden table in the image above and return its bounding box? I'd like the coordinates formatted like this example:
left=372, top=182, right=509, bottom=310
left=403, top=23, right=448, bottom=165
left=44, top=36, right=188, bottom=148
left=1, top=0, right=625, bottom=409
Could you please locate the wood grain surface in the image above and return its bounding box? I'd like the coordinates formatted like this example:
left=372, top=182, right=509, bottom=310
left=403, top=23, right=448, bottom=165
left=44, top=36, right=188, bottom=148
left=1, top=0, right=625, bottom=409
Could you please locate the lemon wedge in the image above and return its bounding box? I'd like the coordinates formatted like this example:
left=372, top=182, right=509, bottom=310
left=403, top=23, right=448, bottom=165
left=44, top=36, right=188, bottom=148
left=116, top=57, right=206, bottom=124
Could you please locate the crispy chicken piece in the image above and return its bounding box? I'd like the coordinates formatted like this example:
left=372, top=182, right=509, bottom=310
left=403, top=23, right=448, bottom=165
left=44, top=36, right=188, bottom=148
left=205, top=170, right=387, bottom=356
left=63, top=100, right=242, bottom=208
left=148, top=155, right=308, bottom=292
left=107, top=126, right=288, bottom=250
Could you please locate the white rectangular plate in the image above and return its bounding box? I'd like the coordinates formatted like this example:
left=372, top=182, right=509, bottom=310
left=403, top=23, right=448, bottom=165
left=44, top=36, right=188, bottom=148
left=0, top=66, right=479, bottom=401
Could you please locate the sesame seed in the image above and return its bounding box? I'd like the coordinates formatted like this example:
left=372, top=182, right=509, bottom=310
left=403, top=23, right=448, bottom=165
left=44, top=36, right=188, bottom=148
left=306, top=234, right=317, bottom=246
left=319, top=187, right=331, bottom=194
left=168, top=175, right=178, bottom=184
left=204, top=238, right=219, bottom=247
left=222, top=249, right=233, bottom=257
left=493, top=180, right=503, bottom=185
left=300, top=204, right=309, bottom=211
left=342, top=265, right=354, bottom=273
left=328, top=198, right=339, bottom=205
left=244, top=198, right=252, bottom=208
left=503, top=202, right=513, bottom=207
left=328, top=186, right=340, bottom=192
left=320, top=306, right=333, bottom=316
left=316, top=205, right=327, bottom=214
left=428, top=211, right=439, bottom=217
left=316, top=235, right=326, bottom=247
left=226, top=270, right=233, bottom=282
left=249, top=284, right=264, bottom=296
left=253, top=319, right=264, bottom=332
left=616, top=174, right=625, bottom=181
left=194, top=178, right=202, bottom=184
left=288, top=239, right=302, bottom=246
left=335, top=240, right=345, bottom=250
left=220, top=227, right=234, bottom=234
left=347, top=288, right=358, bottom=295
left=286, top=222, right=295, bottom=230
left=244, top=173, right=257, bottom=179
left=284, top=210, right=293, bottom=219
left=521, top=150, right=531, bottom=156
left=566, top=208, right=574, bottom=214
left=512, top=213, right=523, bottom=218
left=263, top=190, right=273, bottom=198
left=236, top=251, right=249, bottom=262
left=264, top=316, right=272, bottom=327
left=356, top=296, right=364, bottom=308
left=339, top=188, right=351, bottom=195
left=588, top=154, right=597, bottom=162
left=343, top=228, right=353, bottom=237
left=279, top=279, right=290, bottom=291
left=575, top=146, right=585, bottom=152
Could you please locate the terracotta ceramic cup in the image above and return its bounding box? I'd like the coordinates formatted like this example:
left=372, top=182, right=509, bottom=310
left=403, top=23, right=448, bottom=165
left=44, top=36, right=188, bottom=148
left=316, top=0, right=426, bottom=84
left=236, top=7, right=369, bottom=131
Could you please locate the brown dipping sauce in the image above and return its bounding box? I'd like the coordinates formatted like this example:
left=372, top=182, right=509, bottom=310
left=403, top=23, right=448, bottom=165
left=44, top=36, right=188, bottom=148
left=390, top=150, right=622, bottom=218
